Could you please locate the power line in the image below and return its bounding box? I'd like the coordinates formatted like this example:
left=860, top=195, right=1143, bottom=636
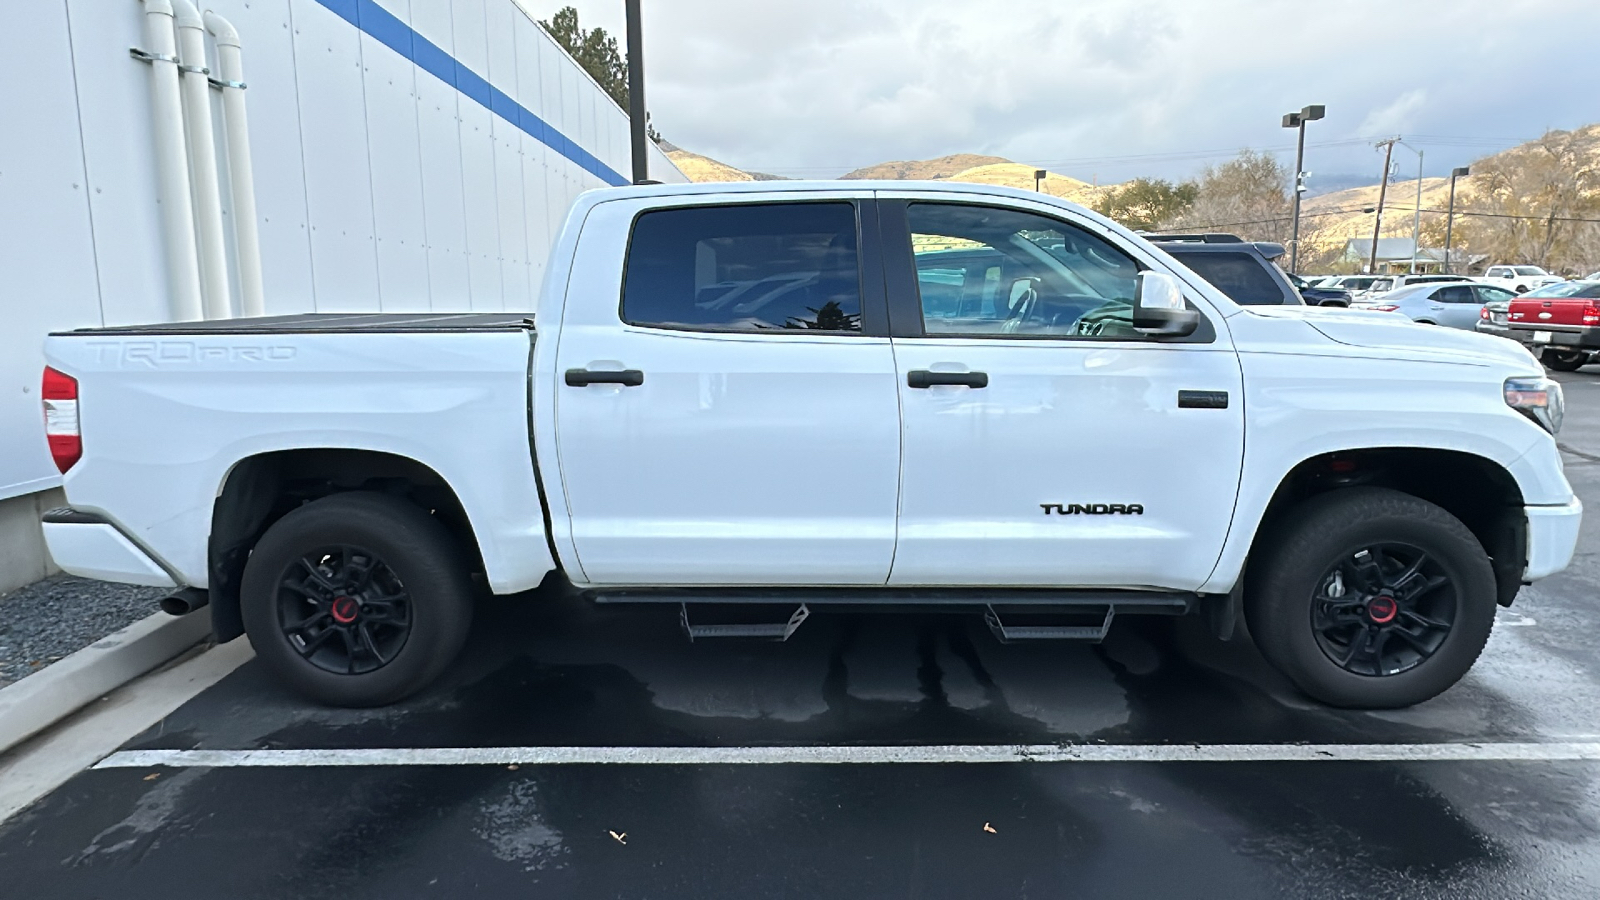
left=1175, top=206, right=1600, bottom=233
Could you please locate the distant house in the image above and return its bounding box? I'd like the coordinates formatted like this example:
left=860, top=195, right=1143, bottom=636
left=1341, top=238, right=1486, bottom=274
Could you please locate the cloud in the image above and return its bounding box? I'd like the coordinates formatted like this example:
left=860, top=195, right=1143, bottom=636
left=524, top=0, right=1600, bottom=181
left=1358, top=90, right=1430, bottom=138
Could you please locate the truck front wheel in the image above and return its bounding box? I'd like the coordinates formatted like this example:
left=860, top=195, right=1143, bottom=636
left=240, top=492, right=474, bottom=707
left=1245, top=487, right=1496, bottom=709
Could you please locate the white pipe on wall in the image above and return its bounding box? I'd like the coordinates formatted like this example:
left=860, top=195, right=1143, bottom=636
left=204, top=10, right=265, bottom=318
left=137, top=0, right=204, bottom=322
left=171, top=0, right=231, bottom=320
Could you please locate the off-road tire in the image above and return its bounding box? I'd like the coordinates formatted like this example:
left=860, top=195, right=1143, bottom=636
left=241, top=492, right=473, bottom=707
left=1245, top=487, right=1496, bottom=709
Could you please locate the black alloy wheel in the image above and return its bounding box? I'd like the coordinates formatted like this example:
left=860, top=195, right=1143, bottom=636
left=278, top=545, right=412, bottom=675
left=1310, top=542, right=1456, bottom=677
left=241, top=491, right=474, bottom=707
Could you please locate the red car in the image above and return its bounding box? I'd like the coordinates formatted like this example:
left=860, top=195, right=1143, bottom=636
left=1508, top=281, right=1600, bottom=371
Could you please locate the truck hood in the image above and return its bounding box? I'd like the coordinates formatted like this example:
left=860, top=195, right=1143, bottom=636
left=1240, top=305, right=1541, bottom=371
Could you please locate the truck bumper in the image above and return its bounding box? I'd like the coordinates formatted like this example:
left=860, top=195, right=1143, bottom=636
left=40, top=508, right=178, bottom=588
left=1525, top=498, right=1583, bottom=581
left=1513, top=325, right=1600, bottom=351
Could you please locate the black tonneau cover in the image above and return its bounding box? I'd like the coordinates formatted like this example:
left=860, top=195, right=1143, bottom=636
left=57, top=312, right=536, bottom=336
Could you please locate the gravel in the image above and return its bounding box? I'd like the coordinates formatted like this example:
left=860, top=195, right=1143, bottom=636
left=0, top=575, right=167, bottom=687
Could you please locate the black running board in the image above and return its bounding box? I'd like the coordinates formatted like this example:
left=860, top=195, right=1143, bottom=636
left=589, top=588, right=1196, bottom=644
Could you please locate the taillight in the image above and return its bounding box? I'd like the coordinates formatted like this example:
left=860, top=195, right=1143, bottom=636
left=1480, top=307, right=1491, bottom=320
left=1584, top=302, right=1600, bottom=325
left=1371, top=305, right=1399, bottom=312
left=41, top=367, right=81, bottom=473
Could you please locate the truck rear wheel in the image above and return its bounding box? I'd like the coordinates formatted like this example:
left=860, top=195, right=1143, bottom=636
left=1245, top=487, right=1496, bottom=709
left=241, top=492, right=473, bottom=707
left=1541, top=349, right=1589, bottom=372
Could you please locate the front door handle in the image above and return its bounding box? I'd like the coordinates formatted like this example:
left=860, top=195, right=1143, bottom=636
left=565, top=368, right=644, bottom=387
left=907, top=370, right=988, bottom=389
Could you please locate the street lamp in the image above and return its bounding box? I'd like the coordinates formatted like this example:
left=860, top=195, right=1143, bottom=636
left=1444, top=166, right=1470, bottom=274
left=1034, top=169, right=1047, bottom=192
left=625, top=0, right=649, bottom=184
left=1282, top=104, right=1325, bottom=274
left=1394, top=140, right=1424, bottom=274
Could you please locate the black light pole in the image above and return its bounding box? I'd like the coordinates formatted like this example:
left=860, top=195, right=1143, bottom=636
left=1444, top=166, right=1469, bottom=274
left=625, top=0, right=649, bottom=184
left=1282, top=104, right=1324, bottom=274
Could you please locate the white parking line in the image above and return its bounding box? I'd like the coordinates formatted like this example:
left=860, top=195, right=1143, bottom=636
left=93, top=741, right=1600, bottom=769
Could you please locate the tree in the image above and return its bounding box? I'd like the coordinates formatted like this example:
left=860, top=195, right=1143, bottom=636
left=540, top=7, right=629, bottom=110
left=1160, top=149, right=1292, bottom=243
left=1461, top=128, right=1600, bottom=269
left=1093, top=178, right=1197, bottom=232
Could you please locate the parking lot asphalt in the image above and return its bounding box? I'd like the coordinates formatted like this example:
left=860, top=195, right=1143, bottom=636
left=3, top=371, right=1600, bottom=899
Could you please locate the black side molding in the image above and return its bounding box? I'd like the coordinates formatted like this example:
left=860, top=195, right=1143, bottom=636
left=1178, top=390, right=1229, bottom=409
left=41, top=507, right=107, bottom=525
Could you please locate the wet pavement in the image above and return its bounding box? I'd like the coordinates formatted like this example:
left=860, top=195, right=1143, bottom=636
left=3, top=370, right=1599, bottom=898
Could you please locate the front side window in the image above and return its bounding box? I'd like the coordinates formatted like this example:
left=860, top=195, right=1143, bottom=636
left=1475, top=286, right=1516, bottom=303
left=623, top=202, right=863, bottom=333
left=907, top=203, right=1142, bottom=337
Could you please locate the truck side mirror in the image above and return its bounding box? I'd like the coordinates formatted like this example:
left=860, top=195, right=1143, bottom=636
left=1132, top=271, right=1200, bottom=337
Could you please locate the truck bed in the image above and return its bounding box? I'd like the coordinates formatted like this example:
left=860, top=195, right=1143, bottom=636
left=56, top=312, right=536, bottom=336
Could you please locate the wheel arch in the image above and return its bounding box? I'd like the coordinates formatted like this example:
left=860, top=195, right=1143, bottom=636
left=207, top=448, right=486, bottom=642
left=1234, top=447, right=1527, bottom=609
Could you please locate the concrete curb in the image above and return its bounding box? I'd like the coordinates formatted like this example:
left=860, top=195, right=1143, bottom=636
left=0, top=609, right=212, bottom=756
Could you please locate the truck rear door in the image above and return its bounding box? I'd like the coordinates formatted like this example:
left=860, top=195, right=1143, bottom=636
left=551, top=195, right=903, bottom=586
left=877, top=196, right=1245, bottom=590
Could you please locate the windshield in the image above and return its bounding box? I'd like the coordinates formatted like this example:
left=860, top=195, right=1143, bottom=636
left=1523, top=281, right=1600, bottom=299
left=1513, top=266, right=1549, bottom=276
left=1369, top=278, right=1396, bottom=292
left=1337, top=277, right=1377, bottom=290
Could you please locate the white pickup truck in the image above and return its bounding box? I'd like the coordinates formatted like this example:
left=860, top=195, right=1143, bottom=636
left=1481, top=265, right=1565, bottom=294
left=40, top=182, right=1582, bottom=710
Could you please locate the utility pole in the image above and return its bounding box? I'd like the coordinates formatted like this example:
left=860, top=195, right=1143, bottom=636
left=1444, top=166, right=1470, bottom=274
left=1368, top=138, right=1397, bottom=275
left=1282, top=104, right=1324, bottom=274
left=625, top=0, right=649, bottom=184
left=1407, top=145, right=1423, bottom=274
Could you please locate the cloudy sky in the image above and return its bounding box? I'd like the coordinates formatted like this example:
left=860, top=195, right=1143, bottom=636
left=520, top=0, right=1600, bottom=189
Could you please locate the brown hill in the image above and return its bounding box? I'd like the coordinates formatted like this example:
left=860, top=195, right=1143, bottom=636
left=840, top=154, right=1010, bottom=181
left=665, top=149, right=788, bottom=183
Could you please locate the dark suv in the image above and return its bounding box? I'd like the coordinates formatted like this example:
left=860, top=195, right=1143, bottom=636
left=1144, top=233, right=1349, bottom=307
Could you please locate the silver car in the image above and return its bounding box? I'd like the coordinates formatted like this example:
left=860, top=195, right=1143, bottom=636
left=1355, top=281, right=1518, bottom=330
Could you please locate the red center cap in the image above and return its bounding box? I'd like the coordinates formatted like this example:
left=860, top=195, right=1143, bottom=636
left=331, top=596, right=360, bottom=624
left=1368, top=596, right=1398, bottom=624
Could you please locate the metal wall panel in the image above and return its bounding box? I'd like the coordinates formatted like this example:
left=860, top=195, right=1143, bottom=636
left=361, top=26, right=432, bottom=312
left=291, top=0, right=381, bottom=310
left=0, top=0, right=683, bottom=499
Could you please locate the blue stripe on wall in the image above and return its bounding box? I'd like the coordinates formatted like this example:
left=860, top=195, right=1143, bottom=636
left=314, top=0, right=631, bottom=187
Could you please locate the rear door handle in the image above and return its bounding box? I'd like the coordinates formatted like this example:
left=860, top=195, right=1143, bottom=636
left=565, top=368, right=644, bottom=387
left=907, top=370, right=988, bottom=389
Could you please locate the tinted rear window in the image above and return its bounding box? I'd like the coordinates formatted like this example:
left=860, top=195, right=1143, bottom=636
left=1166, top=251, right=1289, bottom=305
left=622, top=202, right=863, bottom=333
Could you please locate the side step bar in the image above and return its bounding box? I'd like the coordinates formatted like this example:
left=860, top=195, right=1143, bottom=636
left=590, top=588, right=1199, bottom=644
left=984, top=605, right=1114, bottom=642
left=679, top=603, right=809, bottom=642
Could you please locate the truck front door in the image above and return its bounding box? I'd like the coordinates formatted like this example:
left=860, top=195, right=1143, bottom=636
left=552, top=197, right=902, bottom=586
left=880, top=197, right=1245, bottom=590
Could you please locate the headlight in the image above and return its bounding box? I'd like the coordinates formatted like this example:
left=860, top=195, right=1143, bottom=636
left=1505, top=376, right=1564, bottom=434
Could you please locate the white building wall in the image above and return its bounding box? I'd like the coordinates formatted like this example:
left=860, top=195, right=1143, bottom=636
left=0, top=0, right=684, bottom=513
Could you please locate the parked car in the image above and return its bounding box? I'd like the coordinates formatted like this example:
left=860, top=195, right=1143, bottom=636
left=1507, top=280, right=1600, bottom=370
left=1343, top=274, right=1473, bottom=305
left=1361, top=282, right=1516, bottom=330
left=39, top=181, right=1580, bottom=711
left=1286, top=273, right=1352, bottom=307
left=1142, top=233, right=1310, bottom=306
left=1481, top=265, right=1564, bottom=294
left=1476, top=295, right=1529, bottom=344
